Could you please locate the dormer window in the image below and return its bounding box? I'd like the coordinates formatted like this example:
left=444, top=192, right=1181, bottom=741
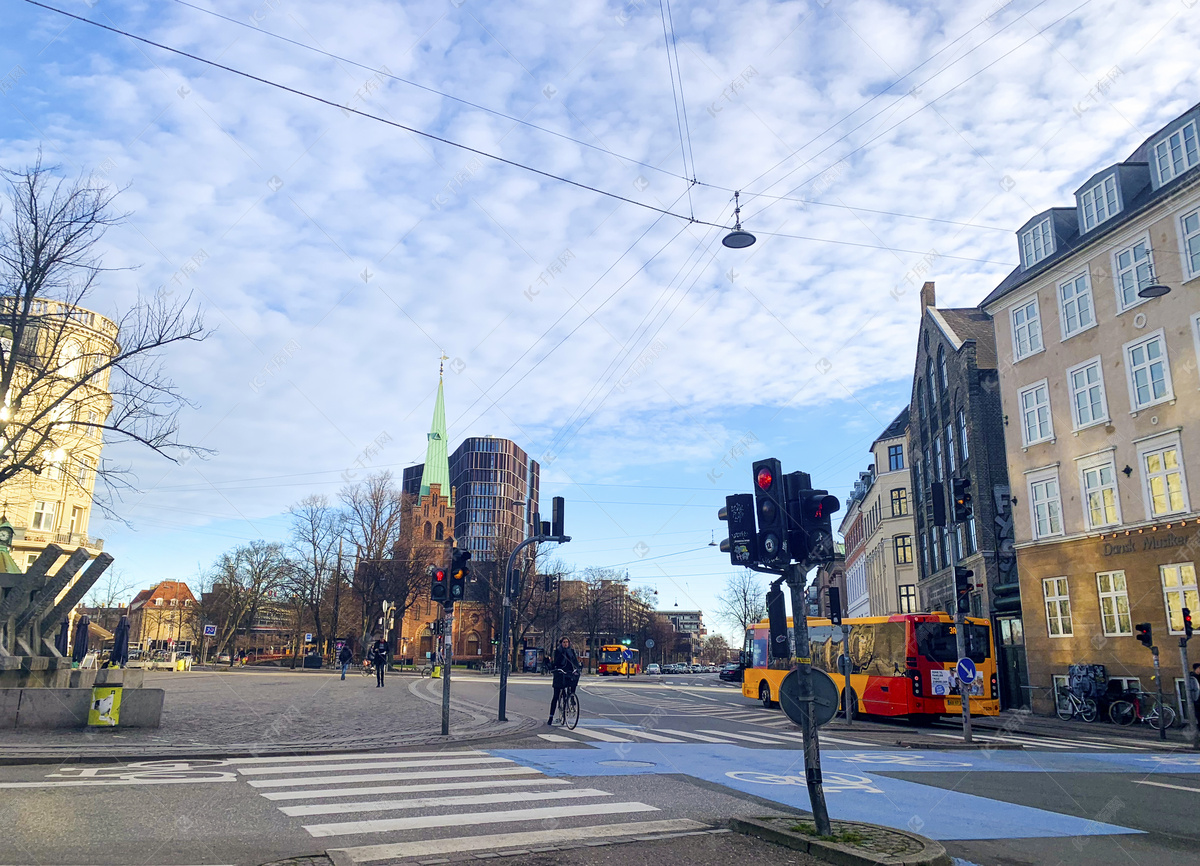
left=1020, top=218, right=1054, bottom=268
left=1080, top=175, right=1119, bottom=231
left=1153, top=120, right=1198, bottom=185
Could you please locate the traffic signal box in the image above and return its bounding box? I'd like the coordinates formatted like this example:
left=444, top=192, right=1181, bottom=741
left=1184, top=607, right=1194, bottom=641
left=827, top=586, right=842, bottom=626
left=450, top=549, right=471, bottom=602
left=954, top=566, right=973, bottom=614
left=952, top=477, right=973, bottom=523
left=784, top=471, right=840, bottom=566
left=1136, top=622, right=1153, bottom=649
left=719, top=493, right=759, bottom=566
left=752, top=459, right=789, bottom=570
left=429, top=566, right=448, bottom=604
left=929, top=481, right=947, bottom=528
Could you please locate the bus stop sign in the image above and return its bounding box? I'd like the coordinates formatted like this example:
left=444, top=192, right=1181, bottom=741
left=956, top=657, right=977, bottom=685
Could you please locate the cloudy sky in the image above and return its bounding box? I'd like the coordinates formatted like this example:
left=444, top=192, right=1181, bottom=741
left=2, top=0, right=1198, bottom=640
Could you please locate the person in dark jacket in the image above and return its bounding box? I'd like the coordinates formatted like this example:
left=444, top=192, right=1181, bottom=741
left=338, top=642, right=354, bottom=680
left=548, top=637, right=580, bottom=724
left=370, top=636, right=388, bottom=687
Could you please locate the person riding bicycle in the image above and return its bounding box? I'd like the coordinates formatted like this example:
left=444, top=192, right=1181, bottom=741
left=548, top=637, right=580, bottom=725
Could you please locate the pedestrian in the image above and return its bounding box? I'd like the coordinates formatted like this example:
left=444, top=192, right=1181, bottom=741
left=338, top=642, right=353, bottom=680
left=548, top=637, right=580, bottom=725
left=371, top=635, right=389, bottom=688
left=1189, top=663, right=1200, bottom=727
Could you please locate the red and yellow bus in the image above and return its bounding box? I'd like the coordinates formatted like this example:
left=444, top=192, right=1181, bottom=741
left=741, top=613, right=999, bottom=721
left=597, top=645, right=640, bottom=676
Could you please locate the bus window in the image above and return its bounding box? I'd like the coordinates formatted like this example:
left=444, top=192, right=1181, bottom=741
left=916, top=622, right=991, bottom=663
left=858, top=622, right=907, bottom=677
left=745, top=629, right=767, bottom=668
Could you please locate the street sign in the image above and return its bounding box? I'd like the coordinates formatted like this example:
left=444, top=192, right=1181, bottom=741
left=203, top=624, right=217, bottom=637
left=622, top=648, right=633, bottom=661
left=956, top=657, right=977, bottom=685
left=305, top=633, right=313, bottom=643
left=645, top=639, right=655, bottom=648
left=779, top=669, right=840, bottom=728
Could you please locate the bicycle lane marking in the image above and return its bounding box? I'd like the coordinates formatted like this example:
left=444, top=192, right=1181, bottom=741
left=0, top=760, right=240, bottom=788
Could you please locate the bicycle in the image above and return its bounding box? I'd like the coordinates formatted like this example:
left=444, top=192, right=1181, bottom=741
left=552, top=667, right=580, bottom=730
left=1055, top=687, right=1098, bottom=722
left=1108, top=690, right=1176, bottom=729
left=418, top=663, right=433, bottom=678
left=359, top=660, right=373, bottom=677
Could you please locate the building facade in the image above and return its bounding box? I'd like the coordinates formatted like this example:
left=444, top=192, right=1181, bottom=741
left=857, top=409, right=920, bottom=615
left=839, top=485, right=869, bottom=618
left=980, top=103, right=1200, bottom=716
left=812, top=543, right=847, bottom=619
left=127, top=580, right=198, bottom=652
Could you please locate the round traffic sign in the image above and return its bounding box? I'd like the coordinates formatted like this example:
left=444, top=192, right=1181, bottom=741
left=622, top=648, right=633, bottom=660
left=956, top=657, right=977, bottom=685
left=779, top=669, right=840, bottom=728
left=645, top=639, right=655, bottom=648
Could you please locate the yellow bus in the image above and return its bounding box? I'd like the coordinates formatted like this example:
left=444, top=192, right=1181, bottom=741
left=597, top=645, right=640, bottom=676
left=741, top=612, right=999, bottom=721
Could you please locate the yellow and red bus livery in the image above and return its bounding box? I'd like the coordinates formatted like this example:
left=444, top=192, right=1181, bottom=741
left=741, top=613, right=999, bottom=721
left=597, top=645, right=640, bottom=676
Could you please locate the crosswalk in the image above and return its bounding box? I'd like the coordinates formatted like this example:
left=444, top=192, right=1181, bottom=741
left=228, top=749, right=710, bottom=863
left=536, top=725, right=876, bottom=747
left=927, top=727, right=1153, bottom=751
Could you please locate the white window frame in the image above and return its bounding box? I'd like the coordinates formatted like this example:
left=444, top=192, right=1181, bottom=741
left=1112, top=236, right=1154, bottom=313
left=1079, top=175, right=1120, bottom=231
left=1021, top=218, right=1054, bottom=268
left=1153, top=119, right=1199, bottom=185
left=1011, top=297, right=1044, bottom=361
left=1027, top=466, right=1064, bottom=540
left=957, top=408, right=968, bottom=462
left=1124, top=329, right=1174, bottom=412
left=1077, top=452, right=1122, bottom=530
left=1180, top=206, right=1200, bottom=281
left=1160, top=562, right=1198, bottom=635
left=1193, top=313, right=1200, bottom=383
left=898, top=584, right=918, bottom=614
left=1066, top=356, right=1109, bottom=430
left=1042, top=576, right=1073, bottom=638
left=1096, top=570, right=1132, bottom=637
left=31, top=500, right=54, bottom=531
left=1057, top=271, right=1096, bottom=339
left=1137, top=433, right=1190, bottom=519
left=945, top=424, right=956, bottom=472
left=1018, top=379, right=1054, bottom=446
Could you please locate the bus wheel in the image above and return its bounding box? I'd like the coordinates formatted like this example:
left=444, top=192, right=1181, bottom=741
left=840, top=687, right=858, bottom=714
left=759, top=682, right=774, bottom=709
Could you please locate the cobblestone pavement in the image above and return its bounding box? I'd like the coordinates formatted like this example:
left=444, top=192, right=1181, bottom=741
left=0, top=669, right=539, bottom=759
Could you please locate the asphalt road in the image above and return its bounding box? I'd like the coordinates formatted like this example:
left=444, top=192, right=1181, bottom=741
left=1, top=671, right=1196, bottom=866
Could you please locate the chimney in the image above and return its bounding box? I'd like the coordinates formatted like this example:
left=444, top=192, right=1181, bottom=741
left=920, top=281, right=936, bottom=310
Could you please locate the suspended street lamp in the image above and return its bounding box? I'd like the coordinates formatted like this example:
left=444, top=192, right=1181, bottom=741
left=1138, top=253, right=1172, bottom=298
left=722, top=191, right=756, bottom=249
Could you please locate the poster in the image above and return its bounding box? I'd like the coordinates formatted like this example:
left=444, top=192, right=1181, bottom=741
left=88, top=686, right=122, bottom=726
left=929, top=669, right=953, bottom=696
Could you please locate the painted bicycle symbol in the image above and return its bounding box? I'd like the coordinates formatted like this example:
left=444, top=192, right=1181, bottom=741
left=838, top=753, right=971, bottom=768
left=1135, top=754, right=1200, bottom=766
left=49, top=760, right=237, bottom=783
left=725, top=770, right=884, bottom=794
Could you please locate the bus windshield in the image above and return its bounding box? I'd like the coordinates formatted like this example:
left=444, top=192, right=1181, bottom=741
left=599, top=648, right=624, bottom=664
left=915, top=622, right=991, bottom=663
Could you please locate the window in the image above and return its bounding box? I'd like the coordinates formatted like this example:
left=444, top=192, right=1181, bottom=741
left=899, top=585, right=918, bottom=614
left=936, top=346, right=947, bottom=393
left=1011, top=298, right=1043, bottom=360
left=76, top=459, right=91, bottom=486
left=926, top=360, right=936, bottom=407
left=888, top=444, right=904, bottom=471
left=1160, top=563, right=1198, bottom=634
left=917, top=382, right=926, bottom=423
left=1042, top=577, right=1072, bottom=637
left=1058, top=272, right=1095, bottom=338
left=1182, top=208, right=1200, bottom=280
left=1153, top=120, right=1199, bottom=184
left=1142, top=443, right=1188, bottom=517
left=1021, top=218, right=1054, bottom=267
left=964, top=514, right=977, bottom=555
left=936, top=526, right=949, bottom=570
left=1113, top=239, right=1154, bottom=311
left=1080, top=175, right=1119, bottom=231
left=932, top=437, right=943, bottom=481
left=945, top=425, right=956, bottom=472
left=1125, top=331, right=1173, bottom=410
left=924, top=447, right=934, bottom=482
left=1067, top=358, right=1108, bottom=429
left=1096, top=571, right=1132, bottom=636
left=957, top=409, right=968, bottom=462
left=86, top=410, right=98, bottom=437
left=69, top=506, right=84, bottom=535
left=31, top=500, right=54, bottom=530
left=1081, top=459, right=1120, bottom=528
left=890, top=488, right=909, bottom=517
left=894, top=535, right=913, bottom=564
left=1029, top=470, right=1063, bottom=539
left=919, top=534, right=929, bottom=573
left=1018, top=380, right=1053, bottom=446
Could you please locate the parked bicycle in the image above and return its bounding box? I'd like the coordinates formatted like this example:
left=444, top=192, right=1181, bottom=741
left=1056, top=686, right=1098, bottom=722
left=359, top=659, right=373, bottom=677
left=1108, top=689, right=1176, bottom=729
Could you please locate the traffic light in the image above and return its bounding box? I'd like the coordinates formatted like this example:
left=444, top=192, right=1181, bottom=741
left=449, top=548, right=471, bottom=603
left=551, top=496, right=565, bottom=538
left=718, top=493, right=759, bottom=567
left=1136, top=622, right=1153, bottom=649
left=765, top=582, right=790, bottom=660
left=928, top=481, right=947, bottom=528
left=952, top=477, right=973, bottom=523
left=1183, top=607, right=1193, bottom=641
left=429, top=565, right=448, bottom=604
left=784, top=471, right=840, bottom=565
left=543, top=573, right=559, bottom=593
left=752, top=459, right=789, bottom=569
left=827, top=586, right=842, bottom=626
left=954, top=566, right=973, bottom=614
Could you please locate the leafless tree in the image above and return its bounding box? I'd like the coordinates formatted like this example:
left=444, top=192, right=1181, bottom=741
left=341, top=471, right=407, bottom=637
left=284, top=494, right=344, bottom=656
left=204, top=540, right=289, bottom=659
left=701, top=634, right=731, bottom=664
left=0, top=154, right=209, bottom=514
left=567, top=567, right=626, bottom=673
left=716, top=569, right=767, bottom=636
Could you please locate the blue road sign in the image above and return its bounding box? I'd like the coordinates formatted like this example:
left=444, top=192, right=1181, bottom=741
left=203, top=624, right=217, bottom=637
left=623, top=648, right=633, bottom=661
left=957, top=657, right=977, bottom=684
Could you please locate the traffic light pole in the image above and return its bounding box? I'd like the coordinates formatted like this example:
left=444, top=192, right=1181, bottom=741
left=784, top=561, right=831, bottom=838
left=949, top=518, right=972, bottom=744
left=1153, top=647, right=1166, bottom=741
left=441, top=603, right=453, bottom=736
left=841, top=623, right=853, bottom=726
left=1179, top=638, right=1198, bottom=750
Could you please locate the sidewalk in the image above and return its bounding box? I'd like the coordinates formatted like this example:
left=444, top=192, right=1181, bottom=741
left=0, top=668, right=539, bottom=762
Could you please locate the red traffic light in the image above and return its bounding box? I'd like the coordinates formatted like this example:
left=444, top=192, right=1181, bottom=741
left=756, top=467, right=774, bottom=490
left=433, top=569, right=446, bottom=581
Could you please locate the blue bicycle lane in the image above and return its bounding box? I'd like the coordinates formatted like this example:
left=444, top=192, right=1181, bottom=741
left=488, top=743, right=1200, bottom=841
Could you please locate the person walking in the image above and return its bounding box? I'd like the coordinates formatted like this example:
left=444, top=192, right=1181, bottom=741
left=338, top=642, right=353, bottom=680
left=1189, top=663, right=1200, bottom=728
left=548, top=637, right=580, bottom=725
left=371, top=635, right=389, bottom=688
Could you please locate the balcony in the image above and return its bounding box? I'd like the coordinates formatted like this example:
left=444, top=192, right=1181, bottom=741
left=13, top=527, right=104, bottom=551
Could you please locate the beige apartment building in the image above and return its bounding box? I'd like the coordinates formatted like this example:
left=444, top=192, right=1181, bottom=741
left=980, top=102, right=1200, bottom=715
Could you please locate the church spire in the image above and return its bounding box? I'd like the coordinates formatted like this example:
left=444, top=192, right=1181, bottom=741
left=419, top=357, right=451, bottom=501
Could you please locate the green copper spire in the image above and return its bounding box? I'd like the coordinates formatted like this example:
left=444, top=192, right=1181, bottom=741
left=419, top=357, right=451, bottom=501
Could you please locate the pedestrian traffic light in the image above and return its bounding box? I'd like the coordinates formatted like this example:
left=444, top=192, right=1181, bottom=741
left=954, top=566, right=973, bottom=614
left=929, top=481, right=947, bottom=528
left=1136, top=622, right=1153, bottom=649
left=449, top=548, right=471, bottom=603
left=718, top=493, right=759, bottom=567
left=784, top=471, right=840, bottom=565
left=952, top=477, right=973, bottom=523
left=543, top=573, right=559, bottom=593
left=429, top=565, right=448, bottom=604
left=1183, top=607, right=1193, bottom=641
left=827, top=586, right=842, bottom=626
left=752, top=459, right=789, bottom=569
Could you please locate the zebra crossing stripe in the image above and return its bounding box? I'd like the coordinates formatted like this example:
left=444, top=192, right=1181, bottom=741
left=603, top=728, right=684, bottom=743
left=653, top=729, right=734, bottom=744
left=248, top=766, right=542, bottom=788
left=538, top=733, right=577, bottom=743
left=260, top=777, right=568, bottom=801
left=928, top=732, right=1069, bottom=749
left=279, top=787, right=611, bottom=817
left=237, top=756, right=510, bottom=776
left=305, top=800, right=659, bottom=838
left=697, top=730, right=780, bottom=744
left=325, top=818, right=710, bottom=864
left=227, top=750, right=485, bottom=765
left=569, top=728, right=633, bottom=743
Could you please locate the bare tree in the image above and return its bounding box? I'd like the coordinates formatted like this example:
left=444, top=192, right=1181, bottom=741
left=701, top=634, right=731, bottom=664
left=341, top=472, right=407, bottom=638
left=716, top=569, right=767, bottom=637
left=0, top=154, right=209, bottom=513
left=205, top=540, right=289, bottom=659
left=285, top=494, right=344, bottom=656
left=567, top=568, right=625, bottom=673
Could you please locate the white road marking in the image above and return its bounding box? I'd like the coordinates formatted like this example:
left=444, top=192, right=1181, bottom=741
left=928, top=732, right=1068, bottom=749
left=697, top=729, right=781, bottom=744
left=227, top=750, right=484, bottom=765
left=653, top=729, right=735, bottom=744
left=280, top=787, right=611, bottom=817
left=305, top=800, right=658, bottom=837
left=568, top=728, right=632, bottom=743
left=260, top=778, right=569, bottom=801
left=537, top=733, right=577, bottom=743
left=1132, top=780, right=1200, bottom=793
left=325, top=818, right=709, bottom=864
left=604, top=728, right=683, bottom=743
left=248, top=766, right=542, bottom=788
left=745, top=730, right=877, bottom=747
left=237, top=756, right=510, bottom=776
left=0, top=777, right=236, bottom=789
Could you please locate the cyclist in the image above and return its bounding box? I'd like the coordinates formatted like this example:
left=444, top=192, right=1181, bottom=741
left=548, top=636, right=580, bottom=725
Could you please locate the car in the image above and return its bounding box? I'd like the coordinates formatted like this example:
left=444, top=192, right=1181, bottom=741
left=690, top=664, right=702, bottom=673
left=719, top=663, right=745, bottom=683
left=645, top=664, right=661, bottom=675
left=217, top=653, right=231, bottom=663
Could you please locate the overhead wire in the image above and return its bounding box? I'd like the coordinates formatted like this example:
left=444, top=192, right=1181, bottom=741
left=658, top=0, right=696, bottom=217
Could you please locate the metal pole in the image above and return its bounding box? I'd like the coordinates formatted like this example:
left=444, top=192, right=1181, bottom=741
left=842, top=622, right=853, bottom=726
left=1153, top=647, right=1166, bottom=741
left=949, top=519, right=972, bottom=743
left=784, top=562, right=831, bottom=837
left=1179, top=638, right=1198, bottom=750
left=498, top=535, right=538, bottom=722
left=441, top=603, right=453, bottom=736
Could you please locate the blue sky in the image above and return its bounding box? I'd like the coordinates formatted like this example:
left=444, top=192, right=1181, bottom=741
left=2, top=0, right=1198, bottom=641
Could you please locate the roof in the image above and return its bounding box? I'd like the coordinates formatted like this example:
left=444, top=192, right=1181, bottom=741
left=871, top=407, right=910, bottom=448
left=129, top=581, right=195, bottom=610
left=932, top=307, right=998, bottom=369
left=419, top=374, right=451, bottom=500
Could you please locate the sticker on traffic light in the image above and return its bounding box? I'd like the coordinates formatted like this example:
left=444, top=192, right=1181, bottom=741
left=718, top=493, right=758, bottom=566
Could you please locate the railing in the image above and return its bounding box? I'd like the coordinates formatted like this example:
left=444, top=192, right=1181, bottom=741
left=13, top=527, right=103, bottom=550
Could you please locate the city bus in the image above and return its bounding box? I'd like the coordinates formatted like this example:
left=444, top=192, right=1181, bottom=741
left=597, top=645, right=641, bottom=676
left=741, top=613, right=999, bottom=721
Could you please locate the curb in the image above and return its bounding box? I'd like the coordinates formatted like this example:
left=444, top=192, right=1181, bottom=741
left=730, top=817, right=951, bottom=866
left=893, top=739, right=1026, bottom=750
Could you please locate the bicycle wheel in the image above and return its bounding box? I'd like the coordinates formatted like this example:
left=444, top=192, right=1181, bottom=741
left=564, top=693, right=579, bottom=730
left=1152, top=704, right=1177, bottom=730
left=1056, top=696, right=1074, bottom=722
left=1109, top=700, right=1135, bottom=726
left=1079, top=698, right=1098, bottom=723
